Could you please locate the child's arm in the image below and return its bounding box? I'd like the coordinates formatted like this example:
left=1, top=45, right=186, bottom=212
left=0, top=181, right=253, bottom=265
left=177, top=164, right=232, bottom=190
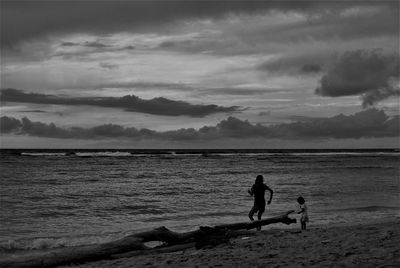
left=297, top=204, right=305, bottom=214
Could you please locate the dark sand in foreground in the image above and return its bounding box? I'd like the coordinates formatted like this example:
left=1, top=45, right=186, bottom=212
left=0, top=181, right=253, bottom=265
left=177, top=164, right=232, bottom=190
left=65, top=219, right=399, bottom=268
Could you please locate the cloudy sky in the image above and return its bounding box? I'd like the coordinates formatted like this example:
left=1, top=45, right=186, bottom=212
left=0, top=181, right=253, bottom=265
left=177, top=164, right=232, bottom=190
left=1, top=0, right=399, bottom=148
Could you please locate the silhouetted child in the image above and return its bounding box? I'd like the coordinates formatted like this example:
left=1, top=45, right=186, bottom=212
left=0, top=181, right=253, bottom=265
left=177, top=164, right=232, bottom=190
left=297, top=196, right=308, bottom=230
left=248, top=175, right=273, bottom=230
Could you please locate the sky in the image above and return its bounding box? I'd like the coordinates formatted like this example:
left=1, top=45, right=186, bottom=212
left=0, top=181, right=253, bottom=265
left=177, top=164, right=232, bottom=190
left=0, top=0, right=399, bottom=149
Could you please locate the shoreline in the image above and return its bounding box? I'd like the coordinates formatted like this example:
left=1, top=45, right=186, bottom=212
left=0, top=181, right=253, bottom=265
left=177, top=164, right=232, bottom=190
left=59, top=218, right=399, bottom=268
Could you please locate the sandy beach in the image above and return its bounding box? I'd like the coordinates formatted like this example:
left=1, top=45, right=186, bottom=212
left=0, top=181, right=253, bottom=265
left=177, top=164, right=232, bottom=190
left=64, top=219, right=399, bottom=268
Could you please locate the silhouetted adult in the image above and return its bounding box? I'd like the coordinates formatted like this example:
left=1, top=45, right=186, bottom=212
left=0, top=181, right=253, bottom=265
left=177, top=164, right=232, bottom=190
left=248, top=175, right=273, bottom=230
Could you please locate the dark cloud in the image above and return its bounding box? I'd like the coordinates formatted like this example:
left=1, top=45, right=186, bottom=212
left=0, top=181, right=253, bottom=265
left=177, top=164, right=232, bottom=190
left=271, top=109, right=399, bottom=139
left=257, top=53, right=329, bottom=75
left=0, top=88, right=240, bottom=117
left=300, top=64, right=322, bottom=74
left=83, top=41, right=109, bottom=48
left=19, top=110, right=48, bottom=113
left=1, top=116, right=22, bottom=133
left=61, top=42, right=77, bottom=47
left=315, top=50, right=400, bottom=107
left=2, top=0, right=394, bottom=48
left=61, top=41, right=109, bottom=48
left=194, top=87, right=273, bottom=97
left=2, top=109, right=398, bottom=140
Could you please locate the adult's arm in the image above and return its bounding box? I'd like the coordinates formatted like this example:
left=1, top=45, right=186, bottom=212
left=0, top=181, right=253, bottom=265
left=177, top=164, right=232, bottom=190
left=248, top=185, right=254, bottom=196
left=266, top=185, right=273, bottom=204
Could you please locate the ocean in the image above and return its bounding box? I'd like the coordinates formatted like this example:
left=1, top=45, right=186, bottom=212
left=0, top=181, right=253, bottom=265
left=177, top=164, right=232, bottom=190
left=0, top=149, right=399, bottom=255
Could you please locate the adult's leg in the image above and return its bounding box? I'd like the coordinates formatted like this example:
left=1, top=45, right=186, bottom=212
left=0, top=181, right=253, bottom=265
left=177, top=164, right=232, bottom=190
left=248, top=206, right=257, bottom=221
left=256, top=210, right=264, bottom=230
left=257, top=210, right=263, bottom=231
left=257, top=211, right=263, bottom=220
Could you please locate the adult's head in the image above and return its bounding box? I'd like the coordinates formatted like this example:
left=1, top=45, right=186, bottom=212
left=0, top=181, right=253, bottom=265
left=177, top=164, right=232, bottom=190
left=255, top=175, right=264, bottom=184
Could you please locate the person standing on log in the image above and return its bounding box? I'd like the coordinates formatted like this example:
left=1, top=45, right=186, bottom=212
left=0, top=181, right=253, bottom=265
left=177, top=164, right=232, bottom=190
left=248, top=175, right=273, bottom=230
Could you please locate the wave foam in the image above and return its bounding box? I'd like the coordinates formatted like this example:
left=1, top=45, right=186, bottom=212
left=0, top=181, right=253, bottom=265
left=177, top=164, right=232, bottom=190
left=75, top=152, right=132, bottom=157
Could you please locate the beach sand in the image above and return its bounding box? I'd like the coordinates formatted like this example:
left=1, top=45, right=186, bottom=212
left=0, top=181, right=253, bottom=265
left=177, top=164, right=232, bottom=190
left=66, top=220, right=399, bottom=268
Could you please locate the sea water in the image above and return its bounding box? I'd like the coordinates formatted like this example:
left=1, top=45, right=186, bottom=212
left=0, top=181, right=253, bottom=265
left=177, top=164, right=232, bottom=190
left=0, top=149, right=399, bottom=254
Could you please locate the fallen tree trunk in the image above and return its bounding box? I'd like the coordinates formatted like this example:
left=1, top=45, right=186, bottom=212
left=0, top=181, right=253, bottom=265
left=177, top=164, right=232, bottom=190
left=0, top=211, right=295, bottom=268
left=215, top=210, right=296, bottom=230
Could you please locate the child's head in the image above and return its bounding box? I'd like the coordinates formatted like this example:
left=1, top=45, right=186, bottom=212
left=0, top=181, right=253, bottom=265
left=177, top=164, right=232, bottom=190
left=255, top=175, right=264, bottom=184
left=297, top=196, right=305, bottom=204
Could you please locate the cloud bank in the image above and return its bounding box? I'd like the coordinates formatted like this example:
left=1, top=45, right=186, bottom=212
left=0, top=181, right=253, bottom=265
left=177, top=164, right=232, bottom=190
left=4, top=1, right=386, bottom=47
left=316, top=50, right=400, bottom=107
left=2, top=109, right=398, bottom=140
left=1, top=89, right=240, bottom=117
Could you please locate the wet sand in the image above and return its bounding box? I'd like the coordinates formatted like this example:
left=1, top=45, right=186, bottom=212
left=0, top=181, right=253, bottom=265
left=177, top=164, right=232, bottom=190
left=67, top=219, right=399, bottom=268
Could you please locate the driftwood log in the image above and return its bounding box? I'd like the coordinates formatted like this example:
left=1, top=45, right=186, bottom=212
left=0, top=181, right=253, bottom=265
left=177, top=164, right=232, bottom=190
left=0, top=211, right=296, bottom=268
